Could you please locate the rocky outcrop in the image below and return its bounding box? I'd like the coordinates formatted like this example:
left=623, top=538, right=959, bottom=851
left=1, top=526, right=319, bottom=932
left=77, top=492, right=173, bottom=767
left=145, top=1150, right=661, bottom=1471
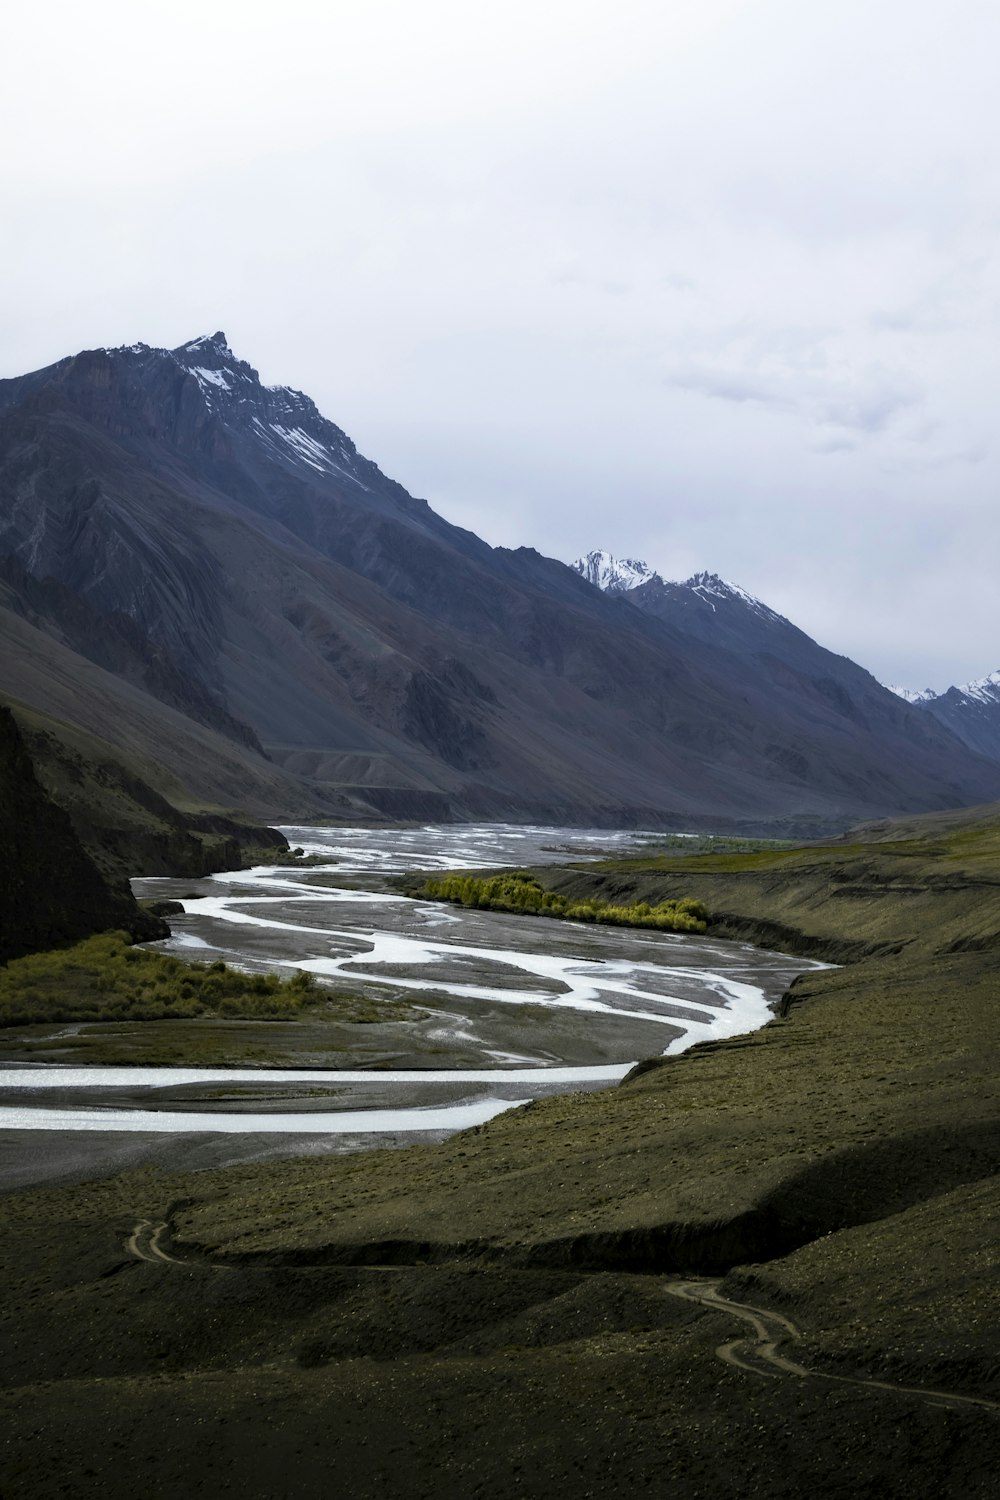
left=16, top=709, right=288, bottom=884
left=0, top=704, right=164, bottom=962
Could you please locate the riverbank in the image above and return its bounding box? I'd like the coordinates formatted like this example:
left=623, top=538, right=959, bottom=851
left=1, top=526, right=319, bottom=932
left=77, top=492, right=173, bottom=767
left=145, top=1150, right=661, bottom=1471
left=1, top=809, right=999, bottom=1495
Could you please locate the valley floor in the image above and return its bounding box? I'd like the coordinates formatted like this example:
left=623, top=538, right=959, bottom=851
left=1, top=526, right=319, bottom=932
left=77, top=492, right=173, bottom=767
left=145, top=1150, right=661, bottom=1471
left=2, top=813, right=999, bottom=1496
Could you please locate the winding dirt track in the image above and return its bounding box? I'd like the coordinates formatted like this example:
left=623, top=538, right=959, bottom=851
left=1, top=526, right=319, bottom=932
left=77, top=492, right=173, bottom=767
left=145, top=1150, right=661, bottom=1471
left=665, top=1278, right=808, bottom=1378
left=663, top=1277, right=1000, bottom=1413
left=125, top=1219, right=184, bottom=1265
left=124, top=1218, right=999, bottom=1413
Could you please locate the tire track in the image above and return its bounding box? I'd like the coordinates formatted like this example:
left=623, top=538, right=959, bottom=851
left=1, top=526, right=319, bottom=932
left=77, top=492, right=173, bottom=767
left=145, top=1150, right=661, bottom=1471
left=125, top=1219, right=183, bottom=1265
left=125, top=1218, right=233, bottom=1270
left=665, top=1277, right=1000, bottom=1413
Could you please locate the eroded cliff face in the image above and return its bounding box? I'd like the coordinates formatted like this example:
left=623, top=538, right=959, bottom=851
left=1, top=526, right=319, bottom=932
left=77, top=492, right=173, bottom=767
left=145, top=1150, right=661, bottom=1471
left=0, top=704, right=163, bottom=962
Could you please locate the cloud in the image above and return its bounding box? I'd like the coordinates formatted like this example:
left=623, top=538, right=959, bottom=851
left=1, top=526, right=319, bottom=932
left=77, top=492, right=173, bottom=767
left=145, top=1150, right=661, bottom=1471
left=660, top=271, right=697, bottom=292
left=0, top=0, right=998, bottom=686
left=665, top=345, right=922, bottom=435
left=870, top=260, right=990, bottom=335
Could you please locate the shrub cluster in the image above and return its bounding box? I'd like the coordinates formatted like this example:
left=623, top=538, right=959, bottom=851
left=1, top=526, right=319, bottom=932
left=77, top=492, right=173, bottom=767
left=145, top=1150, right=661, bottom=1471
left=420, top=873, right=709, bottom=933
left=0, top=931, right=321, bottom=1028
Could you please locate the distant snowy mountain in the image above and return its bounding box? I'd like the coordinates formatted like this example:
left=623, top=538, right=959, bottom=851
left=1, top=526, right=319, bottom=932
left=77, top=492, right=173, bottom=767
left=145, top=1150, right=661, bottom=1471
left=579, top=544, right=1000, bottom=770
left=889, top=685, right=939, bottom=705
left=957, top=669, right=1000, bottom=706
left=567, top=545, right=1000, bottom=786
left=889, top=670, right=1000, bottom=762
left=571, top=550, right=660, bottom=594
left=571, top=552, right=784, bottom=625
left=889, top=671, right=1000, bottom=710
left=668, top=571, right=786, bottom=624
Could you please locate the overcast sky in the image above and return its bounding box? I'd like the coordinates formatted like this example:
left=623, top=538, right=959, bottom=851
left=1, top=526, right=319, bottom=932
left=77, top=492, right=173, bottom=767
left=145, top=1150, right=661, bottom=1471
left=3, top=0, right=998, bottom=689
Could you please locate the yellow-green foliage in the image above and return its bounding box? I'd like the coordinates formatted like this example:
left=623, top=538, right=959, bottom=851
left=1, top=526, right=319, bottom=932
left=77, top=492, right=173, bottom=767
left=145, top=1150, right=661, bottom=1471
left=0, top=932, right=322, bottom=1028
left=420, top=872, right=709, bottom=933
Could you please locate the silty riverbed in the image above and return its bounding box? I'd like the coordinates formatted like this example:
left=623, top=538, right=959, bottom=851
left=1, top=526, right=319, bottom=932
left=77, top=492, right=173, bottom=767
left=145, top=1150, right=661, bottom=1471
left=0, top=824, right=824, bottom=1182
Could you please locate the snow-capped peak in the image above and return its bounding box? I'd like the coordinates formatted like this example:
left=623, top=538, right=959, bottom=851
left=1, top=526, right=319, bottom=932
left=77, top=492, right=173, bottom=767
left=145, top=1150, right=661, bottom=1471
left=571, top=550, right=660, bottom=593
left=168, top=332, right=260, bottom=406
left=955, top=668, right=1000, bottom=705
left=888, top=671, right=1000, bottom=707
left=888, top=684, right=939, bottom=705
left=571, top=553, right=786, bottom=621
left=95, top=334, right=374, bottom=489
left=179, top=330, right=233, bottom=359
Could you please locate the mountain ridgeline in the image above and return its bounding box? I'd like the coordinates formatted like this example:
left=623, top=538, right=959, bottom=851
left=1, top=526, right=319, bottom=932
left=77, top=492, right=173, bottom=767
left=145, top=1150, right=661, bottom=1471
left=889, top=671, right=1000, bottom=764
left=572, top=548, right=1000, bottom=774
left=1, top=336, right=998, bottom=840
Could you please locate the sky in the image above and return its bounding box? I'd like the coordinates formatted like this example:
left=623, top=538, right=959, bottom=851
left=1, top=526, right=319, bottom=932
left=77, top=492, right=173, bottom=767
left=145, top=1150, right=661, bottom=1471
left=2, top=0, right=998, bottom=690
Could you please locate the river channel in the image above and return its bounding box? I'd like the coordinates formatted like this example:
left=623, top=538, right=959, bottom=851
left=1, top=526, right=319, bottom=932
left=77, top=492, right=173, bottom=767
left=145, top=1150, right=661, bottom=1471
left=0, top=824, right=822, bottom=1187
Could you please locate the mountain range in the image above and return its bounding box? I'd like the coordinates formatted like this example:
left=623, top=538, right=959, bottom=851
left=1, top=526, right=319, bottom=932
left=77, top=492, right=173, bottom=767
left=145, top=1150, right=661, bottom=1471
left=1, top=334, right=998, bottom=848
left=889, top=671, right=1000, bottom=763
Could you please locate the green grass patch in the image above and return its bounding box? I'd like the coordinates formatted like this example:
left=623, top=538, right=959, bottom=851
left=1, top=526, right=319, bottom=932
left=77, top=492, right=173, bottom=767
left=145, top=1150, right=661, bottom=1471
left=420, top=872, right=710, bottom=932
left=584, top=845, right=812, bottom=875
left=636, top=834, right=796, bottom=856
left=0, top=932, right=377, bottom=1027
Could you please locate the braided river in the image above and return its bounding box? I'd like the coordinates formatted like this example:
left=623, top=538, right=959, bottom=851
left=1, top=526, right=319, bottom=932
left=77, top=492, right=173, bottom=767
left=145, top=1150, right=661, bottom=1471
left=0, top=824, right=823, bottom=1182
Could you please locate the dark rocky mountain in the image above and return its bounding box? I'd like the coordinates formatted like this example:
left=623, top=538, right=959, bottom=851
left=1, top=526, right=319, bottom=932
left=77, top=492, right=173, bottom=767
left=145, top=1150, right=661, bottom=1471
left=888, top=671, right=1000, bottom=763
left=594, top=561, right=953, bottom=765
left=1, top=337, right=998, bottom=835
left=574, top=552, right=1000, bottom=811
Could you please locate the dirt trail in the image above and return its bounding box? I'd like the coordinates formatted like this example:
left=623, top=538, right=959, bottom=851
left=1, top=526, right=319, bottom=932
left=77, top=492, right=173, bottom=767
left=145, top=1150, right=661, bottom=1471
left=122, top=1217, right=1000, bottom=1415
left=665, top=1278, right=1000, bottom=1413
left=124, top=1219, right=190, bottom=1265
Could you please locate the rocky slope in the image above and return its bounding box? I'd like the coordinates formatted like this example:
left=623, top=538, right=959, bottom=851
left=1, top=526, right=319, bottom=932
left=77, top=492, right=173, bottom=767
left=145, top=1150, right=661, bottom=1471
left=1, top=340, right=998, bottom=830
left=0, top=704, right=163, bottom=961
left=12, top=702, right=288, bottom=884
left=573, top=550, right=995, bottom=813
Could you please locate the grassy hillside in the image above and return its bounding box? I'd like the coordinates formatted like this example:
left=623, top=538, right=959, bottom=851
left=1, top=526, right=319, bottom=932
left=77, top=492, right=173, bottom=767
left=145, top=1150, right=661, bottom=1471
left=542, top=807, right=1000, bottom=962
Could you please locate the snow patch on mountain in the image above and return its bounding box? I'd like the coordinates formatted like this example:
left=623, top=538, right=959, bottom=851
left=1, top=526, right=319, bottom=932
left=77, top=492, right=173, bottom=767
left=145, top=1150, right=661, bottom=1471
left=188, top=366, right=232, bottom=393
left=99, top=334, right=376, bottom=490
left=263, top=422, right=370, bottom=489
left=683, top=571, right=784, bottom=621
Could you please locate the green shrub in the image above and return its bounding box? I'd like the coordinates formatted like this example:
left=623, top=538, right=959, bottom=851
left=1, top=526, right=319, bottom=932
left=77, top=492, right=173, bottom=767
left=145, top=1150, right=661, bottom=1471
left=0, top=932, right=333, bottom=1029
left=419, top=875, right=709, bottom=934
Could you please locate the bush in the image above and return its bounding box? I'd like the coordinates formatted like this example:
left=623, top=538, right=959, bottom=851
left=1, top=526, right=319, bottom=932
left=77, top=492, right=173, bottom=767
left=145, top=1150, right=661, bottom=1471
left=419, top=874, right=709, bottom=934
left=0, top=932, right=330, bottom=1029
